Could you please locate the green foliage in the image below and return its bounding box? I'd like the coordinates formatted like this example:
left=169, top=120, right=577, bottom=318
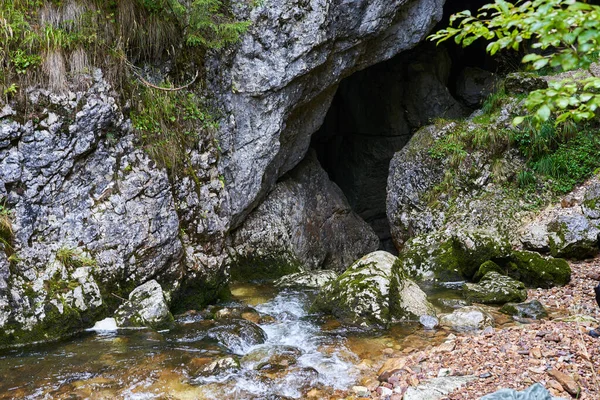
left=516, top=169, right=536, bottom=188
left=430, top=0, right=600, bottom=126
left=131, top=85, right=219, bottom=173
left=531, top=131, right=600, bottom=192
left=0, top=204, right=13, bottom=256
left=56, top=247, right=96, bottom=269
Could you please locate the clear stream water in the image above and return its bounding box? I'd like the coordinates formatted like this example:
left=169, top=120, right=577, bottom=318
left=0, top=283, right=449, bottom=400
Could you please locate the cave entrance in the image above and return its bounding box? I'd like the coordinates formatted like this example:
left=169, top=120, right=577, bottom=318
left=311, top=1, right=497, bottom=252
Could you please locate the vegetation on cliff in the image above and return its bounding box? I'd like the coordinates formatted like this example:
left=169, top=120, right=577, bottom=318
left=0, top=0, right=249, bottom=171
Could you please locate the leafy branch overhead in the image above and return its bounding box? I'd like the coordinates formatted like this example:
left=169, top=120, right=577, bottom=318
left=429, top=0, right=600, bottom=126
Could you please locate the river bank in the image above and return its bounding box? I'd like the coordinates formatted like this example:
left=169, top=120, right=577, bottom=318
left=349, top=258, right=600, bottom=399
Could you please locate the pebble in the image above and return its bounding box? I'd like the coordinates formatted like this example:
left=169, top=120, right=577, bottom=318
left=352, top=386, right=370, bottom=398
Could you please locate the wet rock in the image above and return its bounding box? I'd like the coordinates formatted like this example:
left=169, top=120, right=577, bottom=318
left=504, top=72, right=548, bottom=95
left=207, top=319, right=267, bottom=354
left=229, top=151, right=378, bottom=279
left=507, top=251, right=571, bottom=288
left=213, top=306, right=261, bottom=324
left=500, top=300, right=548, bottom=320
left=456, top=67, right=497, bottom=107
left=547, top=214, right=599, bottom=259
left=439, top=306, right=494, bottom=332
left=583, top=183, right=600, bottom=219
left=114, top=280, right=174, bottom=330
left=188, top=356, right=240, bottom=377
left=463, top=272, right=527, bottom=305
left=241, top=345, right=303, bottom=371
left=436, top=298, right=472, bottom=309
left=274, top=270, right=337, bottom=289
left=313, top=251, right=435, bottom=325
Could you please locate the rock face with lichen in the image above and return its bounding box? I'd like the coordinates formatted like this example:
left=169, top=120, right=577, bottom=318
left=229, top=151, right=379, bottom=279
left=0, top=0, right=448, bottom=346
left=312, top=251, right=435, bottom=326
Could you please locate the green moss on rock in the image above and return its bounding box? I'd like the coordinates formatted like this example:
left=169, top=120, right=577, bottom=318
left=229, top=253, right=302, bottom=282
left=463, top=272, right=527, bottom=305
left=473, top=260, right=504, bottom=282
left=507, top=250, right=571, bottom=288
left=500, top=300, right=548, bottom=319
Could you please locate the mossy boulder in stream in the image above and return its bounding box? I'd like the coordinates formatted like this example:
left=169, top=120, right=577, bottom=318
left=312, top=251, right=434, bottom=326
left=114, top=280, right=174, bottom=330
left=399, top=230, right=511, bottom=281
left=463, top=272, right=527, bottom=305
left=506, top=251, right=571, bottom=288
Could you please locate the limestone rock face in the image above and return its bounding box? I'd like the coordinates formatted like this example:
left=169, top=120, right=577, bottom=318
left=214, top=0, right=447, bottom=226
left=114, top=280, right=174, bottom=330
left=463, top=272, right=527, bottom=305
left=0, top=74, right=228, bottom=347
left=456, top=67, right=497, bottom=107
left=229, top=151, right=379, bottom=277
left=312, top=251, right=435, bottom=325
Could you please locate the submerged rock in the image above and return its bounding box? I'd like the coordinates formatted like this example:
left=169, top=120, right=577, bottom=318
left=463, top=272, right=527, bottom=305
left=207, top=319, right=267, bottom=354
left=114, top=280, right=174, bottom=330
left=439, top=306, right=494, bottom=332
left=241, top=345, right=303, bottom=371
left=274, top=270, right=338, bottom=289
left=188, top=356, right=240, bottom=378
left=312, top=251, right=435, bottom=325
left=500, top=300, right=548, bottom=320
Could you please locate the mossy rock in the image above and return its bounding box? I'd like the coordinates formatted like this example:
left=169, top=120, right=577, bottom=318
left=228, top=252, right=302, bottom=282
left=463, top=272, right=527, bottom=305
left=500, top=300, right=548, bottom=319
left=312, top=251, right=434, bottom=326
left=582, top=182, right=600, bottom=219
left=547, top=215, right=599, bottom=260
left=473, top=260, right=504, bottom=282
left=507, top=251, right=571, bottom=288
left=399, top=231, right=511, bottom=281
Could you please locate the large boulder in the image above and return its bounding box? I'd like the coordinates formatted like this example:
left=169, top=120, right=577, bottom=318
left=398, top=230, right=511, bottom=281
left=114, top=280, right=174, bottom=330
left=312, top=251, right=435, bottom=326
left=229, top=151, right=379, bottom=279
left=463, top=272, right=527, bottom=305
left=547, top=214, right=600, bottom=259
left=507, top=251, right=571, bottom=288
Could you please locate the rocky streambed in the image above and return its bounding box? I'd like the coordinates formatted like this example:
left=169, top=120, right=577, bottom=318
left=0, top=281, right=450, bottom=400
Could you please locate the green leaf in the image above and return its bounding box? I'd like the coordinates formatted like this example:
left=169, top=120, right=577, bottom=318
left=537, top=105, right=552, bottom=121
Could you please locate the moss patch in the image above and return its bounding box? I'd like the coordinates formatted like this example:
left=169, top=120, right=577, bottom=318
left=506, top=250, right=571, bottom=288
left=229, top=252, right=303, bottom=282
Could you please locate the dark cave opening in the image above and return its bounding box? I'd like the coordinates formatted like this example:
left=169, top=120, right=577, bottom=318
left=311, top=0, right=499, bottom=252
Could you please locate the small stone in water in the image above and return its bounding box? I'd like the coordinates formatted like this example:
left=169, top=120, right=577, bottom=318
left=420, top=315, right=439, bottom=330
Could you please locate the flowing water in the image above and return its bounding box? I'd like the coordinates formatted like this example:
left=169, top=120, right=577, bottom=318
left=0, top=283, right=446, bottom=399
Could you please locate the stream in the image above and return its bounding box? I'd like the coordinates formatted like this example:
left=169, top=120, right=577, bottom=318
left=0, top=283, right=449, bottom=399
